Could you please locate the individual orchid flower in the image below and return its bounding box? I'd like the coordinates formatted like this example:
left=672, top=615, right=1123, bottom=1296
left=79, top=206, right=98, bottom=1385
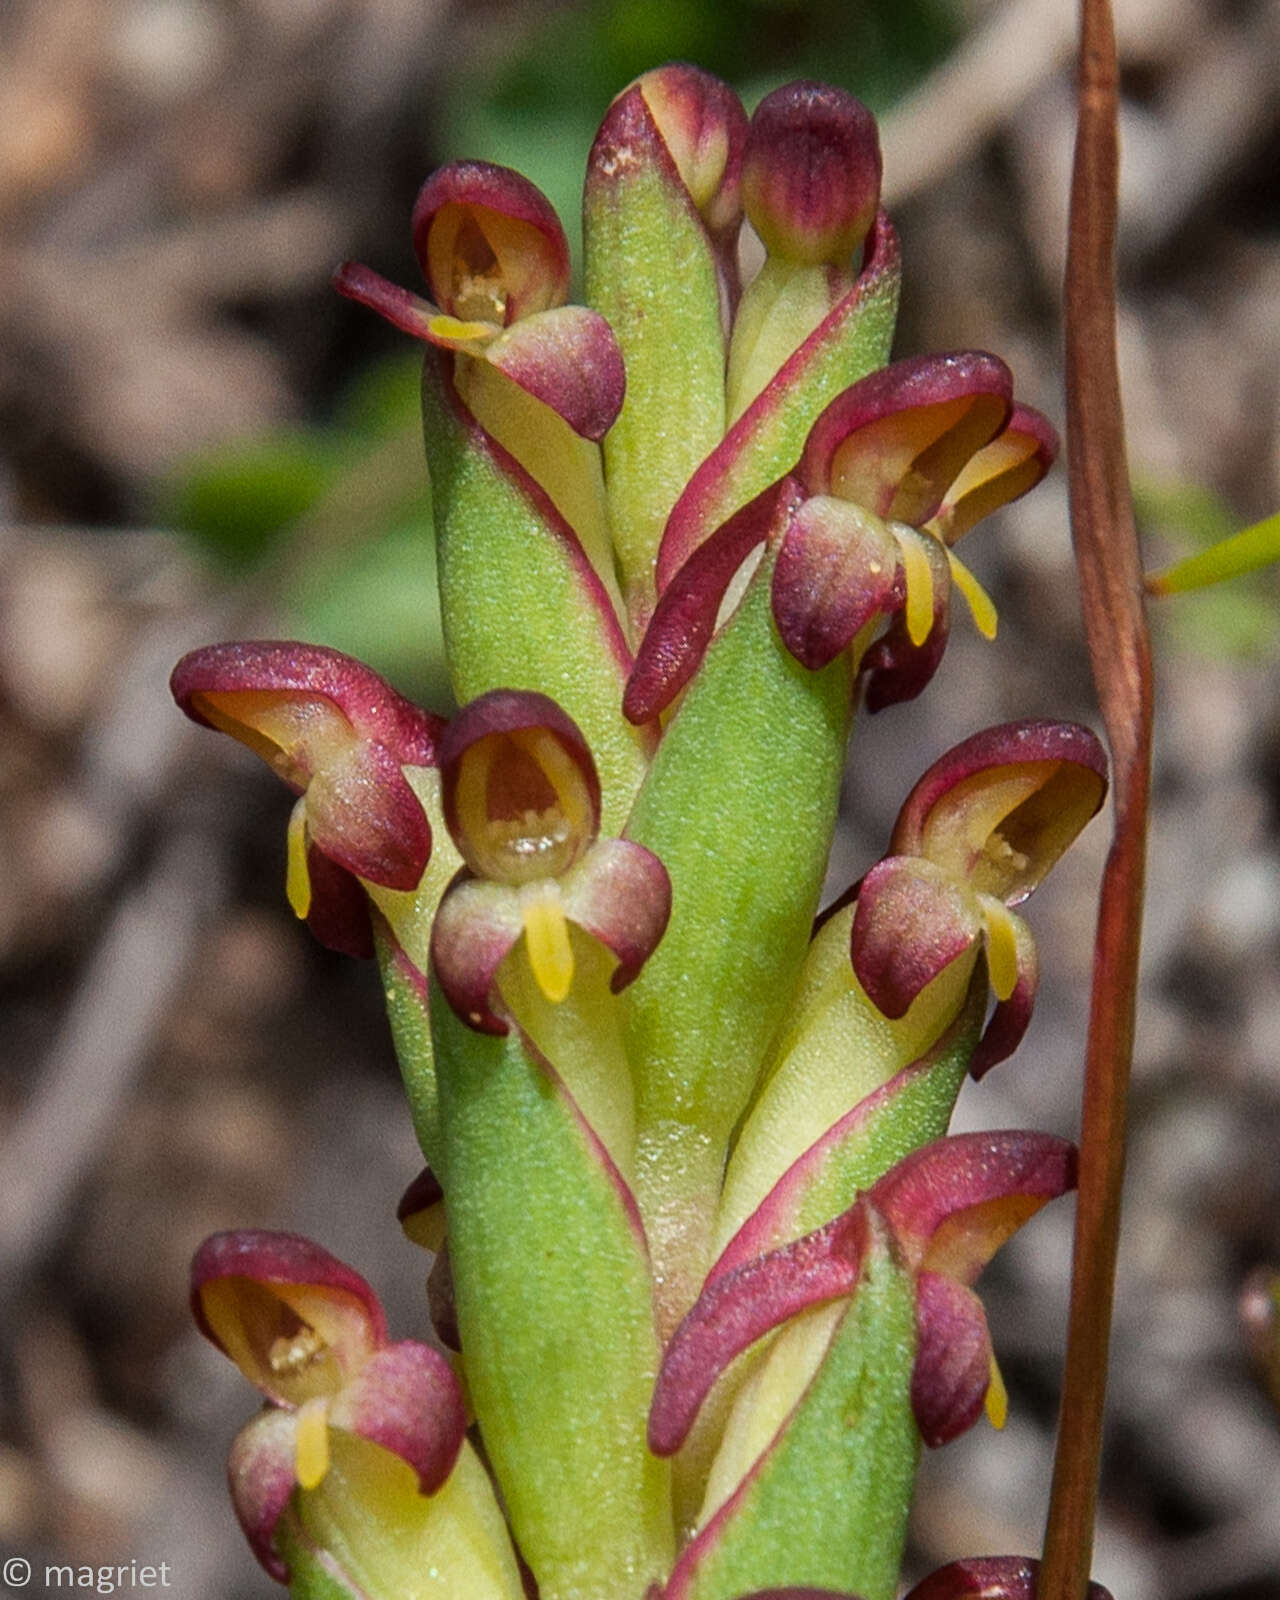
left=190, top=1230, right=481, bottom=1584
left=429, top=688, right=671, bottom=1034
left=851, top=719, right=1107, bottom=1075
left=648, top=1133, right=1077, bottom=1600
left=336, top=160, right=628, bottom=616
left=904, top=1557, right=1112, bottom=1600
left=171, top=641, right=445, bottom=957
left=334, top=161, right=623, bottom=445
left=726, top=81, right=882, bottom=422
left=625, top=355, right=1056, bottom=725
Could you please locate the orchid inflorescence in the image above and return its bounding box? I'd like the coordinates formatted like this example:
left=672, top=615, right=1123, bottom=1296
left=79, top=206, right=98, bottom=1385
left=176, top=65, right=1113, bottom=1600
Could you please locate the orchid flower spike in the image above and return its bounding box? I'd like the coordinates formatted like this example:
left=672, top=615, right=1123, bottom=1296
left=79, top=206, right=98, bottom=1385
left=430, top=688, right=671, bottom=1030
left=850, top=720, right=1107, bottom=1075
left=190, top=1231, right=466, bottom=1581
left=334, top=161, right=625, bottom=443
left=171, top=641, right=444, bottom=956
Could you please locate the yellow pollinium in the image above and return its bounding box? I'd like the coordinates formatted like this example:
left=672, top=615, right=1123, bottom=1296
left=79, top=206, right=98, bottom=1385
left=521, top=882, right=575, bottom=1004
left=946, top=548, right=999, bottom=640
left=294, top=1395, right=332, bottom=1490
left=985, top=1348, right=1009, bottom=1430
left=894, top=529, right=936, bottom=648
left=286, top=796, right=312, bottom=921
left=980, top=896, right=1021, bottom=1002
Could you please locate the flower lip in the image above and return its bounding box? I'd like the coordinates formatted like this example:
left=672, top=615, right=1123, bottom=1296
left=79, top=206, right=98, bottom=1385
left=742, top=81, right=881, bottom=266
left=411, top=160, right=570, bottom=324
left=889, top=719, right=1108, bottom=906
left=438, top=689, right=601, bottom=885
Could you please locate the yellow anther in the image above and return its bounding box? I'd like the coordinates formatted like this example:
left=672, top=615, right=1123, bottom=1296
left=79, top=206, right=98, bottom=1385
left=984, top=1348, right=1009, bottom=1430
left=946, top=548, right=999, bottom=640
left=294, top=1395, right=331, bottom=1490
left=427, top=313, right=501, bottom=347
left=286, top=796, right=312, bottom=921
left=980, top=897, right=1021, bottom=1001
left=894, top=531, right=936, bottom=647
left=521, top=883, right=575, bottom=1003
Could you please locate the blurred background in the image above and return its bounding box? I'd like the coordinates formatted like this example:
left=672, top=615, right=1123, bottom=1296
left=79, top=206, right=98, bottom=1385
left=1, top=0, right=1278, bottom=1593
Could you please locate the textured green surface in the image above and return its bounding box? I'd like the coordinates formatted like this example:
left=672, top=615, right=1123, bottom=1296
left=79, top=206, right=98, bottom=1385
left=678, top=1240, right=918, bottom=1600
left=584, top=98, right=727, bottom=619
left=421, top=354, right=647, bottom=834
left=432, top=993, right=674, bottom=1600
left=621, top=553, right=853, bottom=1320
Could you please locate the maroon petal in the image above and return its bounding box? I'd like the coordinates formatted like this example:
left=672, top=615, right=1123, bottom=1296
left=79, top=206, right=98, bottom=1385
left=969, top=920, right=1038, bottom=1080
left=302, top=846, right=374, bottom=960
left=911, top=1270, right=993, bottom=1446
left=771, top=494, right=900, bottom=669
left=799, top=353, right=1012, bottom=525
left=171, top=641, right=440, bottom=890
left=192, top=1232, right=387, bottom=1411
left=484, top=306, right=626, bottom=441
left=227, top=1408, right=299, bottom=1581
left=860, top=542, right=952, bottom=711
left=624, top=478, right=798, bottom=724
left=595, top=67, right=748, bottom=304
left=929, top=404, right=1060, bottom=546
left=850, top=857, right=982, bottom=1021
left=742, top=82, right=881, bottom=266
left=905, top=1556, right=1113, bottom=1600
left=888, top=720, right=1108, bottom=904
left=171, top=641, right=444, bottom=767
left=869, top=1131, right=1078, bottom=1278
left=332, top=260, right=439, bottom=341
left=562, top=837, right=672, bottom=991
left=412, top=161, right=570, bottom=322
left=429, top=875, right=524, bottom=1034
left=302, top=738, right=433, bottom=891
left=649, top=1205, right=868, bottom=1456
left=328, top=1340, right=466, bottom=1495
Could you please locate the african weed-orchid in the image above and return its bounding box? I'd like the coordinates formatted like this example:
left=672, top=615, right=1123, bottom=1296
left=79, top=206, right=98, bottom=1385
left=650, top=1133, right=1077, bottom=1600
left=177, top=61, right=1119, bottom=1600
left=190, top=1231, right=522, bottom=1598
left=429, top=687, right=670, bottom=1030
left=171, top=641, right=445, bottom=956
left=624, top=356, right=1057, bottom=725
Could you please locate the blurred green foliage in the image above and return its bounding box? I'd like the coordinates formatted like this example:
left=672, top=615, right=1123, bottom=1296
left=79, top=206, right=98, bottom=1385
left=163, top=354, right=451, bottom=706
left=441, top=0, right=960, bottom=277
left=1135, top=477, right=1280, bottom=661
